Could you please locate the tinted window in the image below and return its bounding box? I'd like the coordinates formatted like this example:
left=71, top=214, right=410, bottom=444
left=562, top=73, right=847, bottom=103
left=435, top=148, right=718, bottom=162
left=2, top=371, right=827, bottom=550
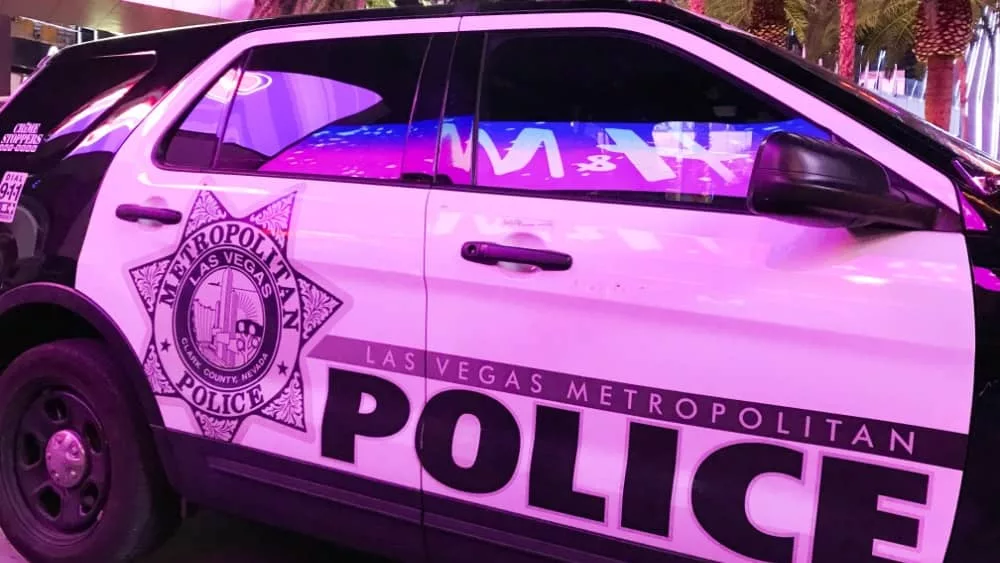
left=0, top=52, right=155, bottom=169
left=441, top=31, right=829, bottom=206
left=160, top=35, right=431, bottom=180
left=161, top=63, right=246, bottom=169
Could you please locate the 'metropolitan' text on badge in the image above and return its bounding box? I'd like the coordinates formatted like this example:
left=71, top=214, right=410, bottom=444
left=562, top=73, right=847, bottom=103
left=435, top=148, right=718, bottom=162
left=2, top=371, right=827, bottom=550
left=129, top=191, right=343, bottom=442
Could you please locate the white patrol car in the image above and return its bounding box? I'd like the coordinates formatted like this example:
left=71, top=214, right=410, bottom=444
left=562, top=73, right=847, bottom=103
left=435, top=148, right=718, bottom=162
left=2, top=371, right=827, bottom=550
left=0, top=1, right=997, bottom=562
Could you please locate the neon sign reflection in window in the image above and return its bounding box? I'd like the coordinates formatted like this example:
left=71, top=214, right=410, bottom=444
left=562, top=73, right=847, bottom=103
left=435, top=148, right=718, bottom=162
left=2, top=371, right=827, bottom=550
left=256, top=117, right=828, bottom=194
left=206, top=70, right=273, bottom=104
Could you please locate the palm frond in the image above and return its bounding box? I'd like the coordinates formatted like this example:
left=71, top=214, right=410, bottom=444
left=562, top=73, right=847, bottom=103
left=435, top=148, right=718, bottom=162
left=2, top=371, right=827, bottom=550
left=857, top=0, right=919, bottom=66
left=785, top=0, right=810, bottom=42
left=706, top=0, right=752, bottom=27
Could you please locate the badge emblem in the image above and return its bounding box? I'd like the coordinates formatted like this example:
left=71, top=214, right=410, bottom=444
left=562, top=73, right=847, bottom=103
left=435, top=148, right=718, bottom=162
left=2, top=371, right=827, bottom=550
left=129, top=191, right=343, bottom=442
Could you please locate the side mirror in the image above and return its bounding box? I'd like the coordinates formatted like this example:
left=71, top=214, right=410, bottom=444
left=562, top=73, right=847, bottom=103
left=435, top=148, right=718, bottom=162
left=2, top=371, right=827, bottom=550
left=747, top=132, right=938, bottom=229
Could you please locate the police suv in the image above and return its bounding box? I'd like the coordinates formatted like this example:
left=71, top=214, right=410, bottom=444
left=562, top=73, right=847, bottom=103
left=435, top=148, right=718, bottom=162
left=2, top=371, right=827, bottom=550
left=0, top=1, right=997, bottom=562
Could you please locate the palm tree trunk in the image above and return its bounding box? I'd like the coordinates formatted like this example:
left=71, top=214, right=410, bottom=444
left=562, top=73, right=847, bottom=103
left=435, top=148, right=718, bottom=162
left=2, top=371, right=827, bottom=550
left=803, top=3, right=836, bottom=65
left=837, top=0, right=857, bottom=80
left=983, top=34, right=998, bottom=156
left=749, top=0, right=789, bottom=46
left=251, top=0, right=289, bottom=18
left=925, top=54, right=955, bottom=129
left=293, top=0, right=361, bottom=11
left=958, top=53, right=969, bottom=139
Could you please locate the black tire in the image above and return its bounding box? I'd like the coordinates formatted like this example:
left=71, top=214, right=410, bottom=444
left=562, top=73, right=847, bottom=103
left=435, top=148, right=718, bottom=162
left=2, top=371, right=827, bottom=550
left=0, top=338, right=179, bottom=563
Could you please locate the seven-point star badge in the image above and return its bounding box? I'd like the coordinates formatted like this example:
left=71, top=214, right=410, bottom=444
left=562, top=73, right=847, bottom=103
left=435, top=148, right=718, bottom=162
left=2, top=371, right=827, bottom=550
left=128, top=190, right=343, bottom=442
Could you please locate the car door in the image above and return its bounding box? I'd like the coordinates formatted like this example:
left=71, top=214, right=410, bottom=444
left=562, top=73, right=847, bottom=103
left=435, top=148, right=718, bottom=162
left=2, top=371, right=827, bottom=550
left=415, top=12, right=974, bottom=563
left=75, top=18, right=458, bottom=540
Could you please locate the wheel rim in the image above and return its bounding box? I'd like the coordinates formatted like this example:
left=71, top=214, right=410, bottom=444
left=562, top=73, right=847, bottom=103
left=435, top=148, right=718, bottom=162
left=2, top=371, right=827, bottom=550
left=13, top=388, right=110, bottom=533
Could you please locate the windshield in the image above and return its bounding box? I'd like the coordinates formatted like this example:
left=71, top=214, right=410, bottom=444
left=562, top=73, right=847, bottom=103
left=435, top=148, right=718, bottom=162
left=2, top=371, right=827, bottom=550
left=680, top=8, right=1000, bottom=177
left=763, top=33, right=1000, bottom=176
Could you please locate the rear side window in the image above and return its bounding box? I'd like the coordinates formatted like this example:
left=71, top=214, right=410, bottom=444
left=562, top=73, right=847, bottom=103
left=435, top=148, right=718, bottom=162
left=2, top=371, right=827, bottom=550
left=159, top=34, right=431, bottom=180
left=0, top=53, right=155, bottom=166
left=161, top=64, right=246, bottom=169
left=439, top=30, right=830, bottom=207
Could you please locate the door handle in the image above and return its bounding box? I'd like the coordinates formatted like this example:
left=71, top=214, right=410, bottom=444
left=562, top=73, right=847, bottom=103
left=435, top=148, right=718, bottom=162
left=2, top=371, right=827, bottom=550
left=461, top=241, right=572, bottom=272
left=115, top=204, right=183, bottom=225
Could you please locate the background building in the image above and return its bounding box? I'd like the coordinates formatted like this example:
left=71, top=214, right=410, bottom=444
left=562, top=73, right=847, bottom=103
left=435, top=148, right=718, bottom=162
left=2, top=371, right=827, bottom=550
left=0, top=0, right=256, bottom=97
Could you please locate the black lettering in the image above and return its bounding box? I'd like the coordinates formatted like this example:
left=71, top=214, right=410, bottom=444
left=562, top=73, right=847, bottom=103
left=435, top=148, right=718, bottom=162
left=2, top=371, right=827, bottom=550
left=812, top=456, right=928, bottom=563
left=274, top=264, right=291, bottom=282
left=250, top=232, right=267, bottom=258
left=278, top=285, right=296, bottom=304
left=691, top=443, right=804, bottom=563
left=192, top=232, right=209, bottom=253
left=249, top=386, right=264, bottom=408
left=191, top=385, right=207, bottom=407
left=321, top=369, right=410, bottom=463
left=179, top=244, right=197, bottom=264
left=208, top=390, right=225, bottom=414
left=417, top=390, right=519, bottom=494
left=232, top=392, right=246, bottom=414
left=238, top=226, right=255, bottom=247
left=224, top=223, right=240, bottom=244
left=209, top=224, right=225, bottom=245
left=620, top=421, right=679, bottom=537
left=263, top=248, right=280, bottom=268
left=282, top=310, right=299, bottom=329
left=528, top=406, right=605, bottom=521
left=158, top=281, right=178, bottom=306
left=178, top=372, right=195, bottom=391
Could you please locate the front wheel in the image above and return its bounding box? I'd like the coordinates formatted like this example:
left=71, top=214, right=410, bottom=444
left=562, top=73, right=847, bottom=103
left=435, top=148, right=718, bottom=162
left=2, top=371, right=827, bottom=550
left=0, top=339, right=179, bottom=563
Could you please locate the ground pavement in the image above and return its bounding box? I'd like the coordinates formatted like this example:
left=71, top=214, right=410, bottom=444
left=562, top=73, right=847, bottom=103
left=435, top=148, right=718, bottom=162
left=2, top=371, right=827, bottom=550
left=0, top=510, right=388, bottom=562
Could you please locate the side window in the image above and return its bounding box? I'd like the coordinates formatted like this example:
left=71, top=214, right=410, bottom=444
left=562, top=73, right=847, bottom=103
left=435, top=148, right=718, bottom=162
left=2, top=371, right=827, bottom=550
left=161, top=63, right=246, bottom=169
left=160, top=34, right=431, bottom=180
left=0, top=52, right=156, bottom=164
left=446, top=31, right=830, bottom=206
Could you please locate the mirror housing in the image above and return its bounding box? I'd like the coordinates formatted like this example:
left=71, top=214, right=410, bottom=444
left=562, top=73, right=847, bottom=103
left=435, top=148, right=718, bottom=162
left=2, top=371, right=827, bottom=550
left=747, top=132, right=938, bottom=229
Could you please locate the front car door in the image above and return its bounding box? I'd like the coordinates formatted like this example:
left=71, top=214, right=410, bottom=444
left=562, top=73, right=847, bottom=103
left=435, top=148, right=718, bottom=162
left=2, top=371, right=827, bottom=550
left=417, top=11, right=973, bottom=563
left=76, top=17, right=460, bottom=558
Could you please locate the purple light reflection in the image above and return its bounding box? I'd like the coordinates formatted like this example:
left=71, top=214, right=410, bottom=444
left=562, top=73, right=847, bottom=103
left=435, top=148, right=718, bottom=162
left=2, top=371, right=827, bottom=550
left=260, top=116, right=829, bottom=197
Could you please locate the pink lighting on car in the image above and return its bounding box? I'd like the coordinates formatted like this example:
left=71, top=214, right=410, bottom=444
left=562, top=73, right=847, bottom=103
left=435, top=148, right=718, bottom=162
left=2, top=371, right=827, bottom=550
left=205, top=70, right=272, bottom=103
left=51, top=82, right=137, bottom=137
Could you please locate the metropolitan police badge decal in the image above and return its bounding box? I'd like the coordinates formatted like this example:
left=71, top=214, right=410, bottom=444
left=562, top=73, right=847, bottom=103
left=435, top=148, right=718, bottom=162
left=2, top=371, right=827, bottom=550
left=128, top=190, right=343, bottom=442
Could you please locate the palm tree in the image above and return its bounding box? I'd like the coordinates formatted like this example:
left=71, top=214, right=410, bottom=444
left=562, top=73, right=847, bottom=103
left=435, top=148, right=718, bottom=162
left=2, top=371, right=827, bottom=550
left=704, top=0, right=752, bottom=28
left=839, top=0, right=858, bottom=78
left=749, top=0, right=789, bottom=45
left=250, top=0, right=364, bottom=17
left=914, top=0, right=975, bottom=128
left=250, top=0, right=290, bottom=17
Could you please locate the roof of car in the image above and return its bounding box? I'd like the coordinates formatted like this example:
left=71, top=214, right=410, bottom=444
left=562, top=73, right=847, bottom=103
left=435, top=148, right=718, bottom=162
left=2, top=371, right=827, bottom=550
left=52, top=0, right=714, bottom=61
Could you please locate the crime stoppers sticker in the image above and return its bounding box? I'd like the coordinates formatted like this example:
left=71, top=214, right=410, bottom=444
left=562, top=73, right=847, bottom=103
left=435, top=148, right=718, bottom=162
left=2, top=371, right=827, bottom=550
left=0, top=171, right=28, bottom=223
left=0, top=123, right=43, bottom=153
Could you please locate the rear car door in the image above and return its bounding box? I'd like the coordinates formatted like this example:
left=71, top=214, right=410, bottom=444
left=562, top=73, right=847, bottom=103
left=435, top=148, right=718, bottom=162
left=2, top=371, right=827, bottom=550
left=417, top=12, right=974, bottom=563
left=76, top=18, right=459, bottom=556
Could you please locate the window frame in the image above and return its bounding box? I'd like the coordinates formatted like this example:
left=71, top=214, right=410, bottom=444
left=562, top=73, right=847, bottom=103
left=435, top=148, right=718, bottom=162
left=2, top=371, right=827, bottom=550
left=152, top=32, right=438, bottom=187
left=435, top=26, right=832, bottom=214
left=154, top=52, right=250, bottom=170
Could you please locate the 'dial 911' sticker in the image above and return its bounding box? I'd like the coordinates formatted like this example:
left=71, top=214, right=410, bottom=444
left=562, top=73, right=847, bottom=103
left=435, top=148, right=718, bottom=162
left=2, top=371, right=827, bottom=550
left=0, top=171, right=28, bottom=223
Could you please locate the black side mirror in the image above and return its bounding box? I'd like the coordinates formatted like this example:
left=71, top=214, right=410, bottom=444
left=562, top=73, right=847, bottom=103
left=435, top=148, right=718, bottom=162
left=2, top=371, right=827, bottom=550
left=748, top=132, right=938, bottom=229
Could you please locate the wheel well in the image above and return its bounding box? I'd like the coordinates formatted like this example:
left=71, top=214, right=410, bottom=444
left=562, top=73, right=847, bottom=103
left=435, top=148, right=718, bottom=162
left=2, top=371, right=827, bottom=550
left=0, top=303, right=102, bottom=371
left=0, top=294, right=163, bottom=428
left=0, top=296, right=186, bottom=519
